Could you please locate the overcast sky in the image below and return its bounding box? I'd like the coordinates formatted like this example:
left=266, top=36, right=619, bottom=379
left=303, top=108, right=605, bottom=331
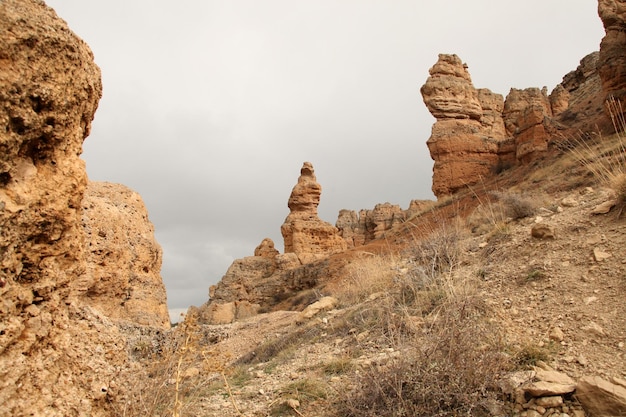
left=45, top=1, right=604, bottom=319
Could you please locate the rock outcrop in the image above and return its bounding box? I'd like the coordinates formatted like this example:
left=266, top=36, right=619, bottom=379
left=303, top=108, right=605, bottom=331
left=80, top=182, right=170, bottom=328
left=421, top=47, right=614, bottom=197
left=194, top=163, right=350, bottom=324
left=0, top=2, right=168, bottom=415
left=281, top=162, right=347, bottom=264
left=598, top=0, right=626, bottom=102
left=337, top=203, right=407, bottom=248
left=421, top=54, right=513, bottom=196
left=503, top=87, right=553, bottom=163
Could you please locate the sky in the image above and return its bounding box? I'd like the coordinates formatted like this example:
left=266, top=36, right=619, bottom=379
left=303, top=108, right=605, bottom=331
left=45, top=1, right=605, bottom=320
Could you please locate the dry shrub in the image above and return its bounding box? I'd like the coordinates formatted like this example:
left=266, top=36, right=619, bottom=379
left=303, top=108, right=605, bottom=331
left=407, top=219, right=465, bottom=290
left=332, top=218, right=514, bottom=416
left=113, top=317, right=231, bottom=417
left=335, top=253, right=397, bottom=306
left=564, top=97, right=626, bottom=217
left=335, top=296, right=511, bottom=417
left=490, top=191, right=537, bottom=220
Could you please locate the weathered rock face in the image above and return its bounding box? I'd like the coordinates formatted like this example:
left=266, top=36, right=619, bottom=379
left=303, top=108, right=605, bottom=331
left=0, top=1, right=123, bottom=415
left=254, top=237, right=280, bottom=261
left=576, top=375, right=626, bottom=416
left=195, top=164, right=350, bottom=324
left=281, top=162, right=347, bottom=264
left=421, top=54, right=511, bottom=196
left=503, top=87, right=553, bottom=163
left=337, top=203, right=407, bottom=248
left=421, top=44, right=615, bottom=196
left=80, top=182, right=170, bottom=328
left=598, top=0, right=626, bottom=102
left=0, top=3, right=166, bottom=415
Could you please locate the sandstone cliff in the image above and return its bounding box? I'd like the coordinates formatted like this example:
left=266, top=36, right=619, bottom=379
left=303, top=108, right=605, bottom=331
left=420, top=54, right=512, bottom=196
left=80, top=182, right=170, bottom=328
left=0, top=2, right=168, bottom=415
left=421, top=46, right=613, bottom=197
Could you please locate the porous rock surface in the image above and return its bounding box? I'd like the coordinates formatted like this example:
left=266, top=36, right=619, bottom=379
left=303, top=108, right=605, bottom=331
left=421, top=54, right=512, bottom=197
left=0, top=2, right=165, bottom=415
left=80, top=181, right=170, bottom=328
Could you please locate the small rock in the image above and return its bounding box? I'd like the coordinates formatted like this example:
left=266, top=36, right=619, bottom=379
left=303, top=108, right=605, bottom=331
left=576, top=376, right=626, bottom=417
left=535, top=395, right=563, bottom=408
left=561, top=197, right=578, bottom=207
left=285, top=398, right=300, bottom=409
left=577, top=355, right=588, bottom=366
left=583, top=296, right=598, bottom=305
left=582, top=321, right=606, bottom=337
left=550, top=327, right=565, bottom=342
left=531, top=224, right=556, bottom=239
left=593, top=247, right=612, bottom=262
left=182, top=367, right=200, bottom=379
left=590, top=199, right=616, bottom=214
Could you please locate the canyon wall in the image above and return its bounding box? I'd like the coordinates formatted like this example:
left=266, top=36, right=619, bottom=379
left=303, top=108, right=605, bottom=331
left=80, top=182, right=170, bottom=328
left=0, top=2, right=169, bottom=415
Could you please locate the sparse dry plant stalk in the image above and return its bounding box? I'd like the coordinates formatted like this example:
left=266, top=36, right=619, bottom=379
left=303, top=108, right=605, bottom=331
left=564, top=97, right=626, bottom=216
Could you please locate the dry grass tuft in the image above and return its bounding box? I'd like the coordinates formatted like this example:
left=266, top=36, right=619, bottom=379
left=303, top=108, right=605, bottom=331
left=563, top=97, right=626, bottom=217
left=335, top=296, right=511, bottom=417
left=113, top=316, right=238, bottom=417
left=334, top=253, right=397, bottom=306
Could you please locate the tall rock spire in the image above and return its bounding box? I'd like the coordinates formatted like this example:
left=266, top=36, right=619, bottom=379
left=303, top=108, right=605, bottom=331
left=281, top=162, right=347, bottom=264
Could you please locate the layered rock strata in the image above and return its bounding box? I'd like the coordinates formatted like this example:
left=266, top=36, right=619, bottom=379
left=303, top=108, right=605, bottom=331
left=421, top=48, right=614, bottom=197
left=281, top=162, right=347, bottom=264
left=421, top=54, right=513, bottom=196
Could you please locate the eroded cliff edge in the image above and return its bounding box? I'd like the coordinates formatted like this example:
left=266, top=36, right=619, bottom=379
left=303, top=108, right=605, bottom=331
left=0, top=1, right=169, bottom=415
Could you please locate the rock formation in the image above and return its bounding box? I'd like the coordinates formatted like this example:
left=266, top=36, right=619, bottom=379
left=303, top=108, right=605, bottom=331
left=281, top=162, right=347, bottom=264
left=421, top=47, right=615, bottom=197
left=420, top=54, right=512, bottom=196
left=80, top=182, right=170, bottom=328
left=0, top=2, right=168, bottom=414
left=598, top=0, right=626, bottom=102
left=194, top=163, right=351, bottom=324
left=502, top=87, right=553, bottom=163
left=337, top=203, right=406, bottom=248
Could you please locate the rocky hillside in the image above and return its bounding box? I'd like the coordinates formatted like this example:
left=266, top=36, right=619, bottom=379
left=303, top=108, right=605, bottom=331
left=171, top=1, right=626, bottom=416
left=1, top=0, right=625, bottom=416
